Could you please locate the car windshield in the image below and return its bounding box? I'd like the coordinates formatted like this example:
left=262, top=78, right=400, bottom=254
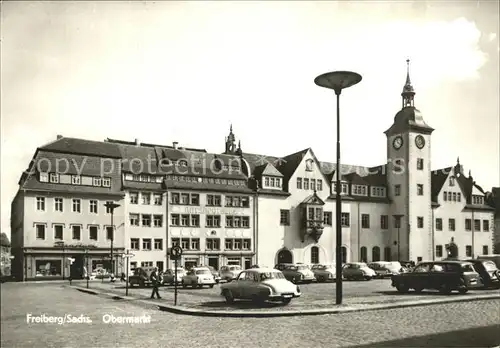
left=314, top=265, right=331, bottom=270
left=195, top=270, right=211, bottom=275
left=483, top=261, right=497, bottom=271
left=461, top=264, right=475, bottom=272
left=260, top=272, right=285, bottom=280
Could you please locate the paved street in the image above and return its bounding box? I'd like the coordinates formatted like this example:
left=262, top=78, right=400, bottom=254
left=1, top=282, right=499, bottom=348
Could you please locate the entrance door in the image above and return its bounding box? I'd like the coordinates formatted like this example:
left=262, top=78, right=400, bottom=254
left=184, top=259, right=198, bottom=270
left=277, top=249, right=293, bottom=264
left=70, top=255, right=85, bottom=279
left=244, top=258, right=252, bottom=269
left=208, top=257, right=219, bottom=270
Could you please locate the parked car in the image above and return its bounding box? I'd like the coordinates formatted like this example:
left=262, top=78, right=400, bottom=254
left=278, top=264, right=315, bottom=284
left=343, top=262, right=377, bottom=280
left=311, top=264, right=336, bottom=282
left=368, top=261, right=402, bottom=278
left=462, top=259, right=500, bottom=289
left=220, top=268, right=301, bottom=305
left=219, top=265, right=243, bottom=282
left=128, top=266, right=156, bottom=287
left=162, top=267, right=186, bottom=285
left=477, top=255, right=500, bottom=270
left=182, top=267, right=216, bottom=288
left=391, top=261, right=482, bottom=294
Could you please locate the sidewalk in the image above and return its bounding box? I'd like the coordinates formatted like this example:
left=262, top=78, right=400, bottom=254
left=71, top=283, right=500, bottom=318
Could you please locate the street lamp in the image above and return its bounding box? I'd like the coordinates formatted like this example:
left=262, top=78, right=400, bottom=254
left=315, top=70, right=362, bottom=305
left=393, top=214, right=404, bottom=261
left=104, top=201, right=120, bottom=276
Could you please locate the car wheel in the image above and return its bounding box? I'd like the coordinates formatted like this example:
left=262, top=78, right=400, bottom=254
left=364, top=276, right=372, bottom=281
left=282, top=298, right=292, bottom=305
left=223, top=290, right=234, bottom=304
left=318, top=276, right=325, bottom=283
left=413, top=286, right=423, bottom=293
left=458, top=288, right=468, bottom=294
left=198, top=284, right=203, bottom=289
left=209, top=284, right=214, bottom=288
left=396, top=284, right=409, bottom=293
left=182, top=281, right=187, bottom=289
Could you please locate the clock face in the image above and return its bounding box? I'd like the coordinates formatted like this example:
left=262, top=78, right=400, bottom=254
left=415, top=135, right=425, bottom=149
left=393, top=136, right=403, bottom=150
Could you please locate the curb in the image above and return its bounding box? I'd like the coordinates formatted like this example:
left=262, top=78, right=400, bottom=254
left=73, top=286, right=500, bottom=318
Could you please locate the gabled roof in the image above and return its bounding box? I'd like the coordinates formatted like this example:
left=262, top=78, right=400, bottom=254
left=301, top=191, right=325, bottom=205
left=40, top=137, right=122, bottom=158
left=276, top=148, right=309, bottom=179
left=363, top=172, right=387, bottom=186
left=253, top=163, right=283, bottom=180
left=431, top=167, right=452, bottom=201
left=343, top=173, right=369, bottom=185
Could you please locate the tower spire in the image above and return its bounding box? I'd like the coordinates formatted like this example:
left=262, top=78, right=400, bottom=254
left=401, top=59, right=415, bottom=108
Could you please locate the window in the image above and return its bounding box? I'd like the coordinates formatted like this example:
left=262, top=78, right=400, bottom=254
left=39, top=172, right=48, bottom=182
left=142, top=214, right=151, bottom=227
left=443, top=191, right=447, bottom=201
left=153, top=215, right=163, bottom=227
left=225, top=239, right=233, bottom=250
left=435, top=245, right=443, bottom=257
left=141, top=261, right=153, bottom=267
left=465, top=245, right=472, bottom=257
left=171, top=214, right=179, bottom=226
left=311, top=246, right=319, bottom=264
left=141, top=192, right=151, bottom=205
left=241, top=216, right=250, bottom=228
left=465, top=219, right=472, bottom=231
left=190, top=194, right=200, bottom=205
left=417, top=184, right=424, bottom=196
left=207, top=195, right=222, bottom=206
left=190, top=238, right=200, bottom=250
left=191, top=215, right=200, bottom=227
left=102, top=178, right=111, bottom=187
left=394, top=216, right=402, bottom=228
left=206, top=215, right=221, bottom=227
left=449, top=177, right=455, bottom=186
left=154, top=239, right=163, bottom=250
left=452, top=192, right=457, bottom=201
left=447, top=192, right=452, bottom=201
left=333, top=182, right=349, bottom=195
left=181, top=215, right=189, bottom=226
left=352, top=185, right=367, bottom=196
left=206, top=238, right=221, bottom=250
left=89, top=200, right=98, bottom=214
left=457, top=193, right=461, bottom=202
left=89, top=226, right=98, bottom=241
left=323, top=212, right=332, bottom=226
left=317, top=179, right=323, bottom=191
left=472, top=195, right=484, bottom=205
left=71, top=175, right=81, bottom=185
left=371, top=187, right=386, bottom=197
left=417, top=217, right=424, bottom=228
left=381, top=215, right=388, bottom=229
left=305, top=159, right=313, bottom=171
left=416, top=158, right=424, bottom=170
left=142, top=238, right=152, bottom=250
left=105, top=201, right=115, bottom=214
left=297, top=177, right=302, bottom=189
left=35, top=259, right=62, bottom=277
left=106, top=226, right=113, bottom=240
left=129, top=213, right=139, bottom=226
left=171, top=238, right=180, bottom=247
left=153, top=193, right=162, bottom=205
left=49, top=173, right=59, bottom=183
left=474, top=219, right=481, bottom=231
left=54, top=198, right=63, bottom=212
left=384, top=247, right=391, bottom=261
left=181, top=238, right=189, bottom=249
left=72, top=225, right=81, bottom=240
left=36, top=224, right=45, bottom=239
left=361, top=214, right=370, bottom=228
left=394, top=185, right=401, bottom=196
left=435, top=218, right=442, bottom=231
left=93, top=177, right=102, bottom=186
left=72, top=199, right=81, bottom=213
left=303, top=178, right=309, bottom=190
left=360, top=247, right=367, bottom=262
left=482, top=245, right=489, bottom=255
left=310, top=179, right=316, bottom=191
left=130, top=192, right=138, bottom=204
left=372, top=246, right=380, bottom=262
left=483, top=220, right=490, bottom=232
left=156, top=261, right=164, bottom=272
left=449, top=218, right=456, bottom=231
left=130, top=238, right=139, bottom=250
left=280, top=210, right=290, bottom=225
left=36, top=197, right=45, bottom=211
left=225, top=196, right=250, bottom=207
left=341, top=213, right=350, bottom=227
left=243, top=239, right=250, bottom=250
left=171, top=193, right=180, bottom=204
left=54, top=225, right=63, bottom=240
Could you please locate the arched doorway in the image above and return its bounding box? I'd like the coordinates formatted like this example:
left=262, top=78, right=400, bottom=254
left=310, top=246, right=319, bottom=264
left=277, top=249, right=293, bottom=264
left=372, top=246, right=381, bottom=262
left=360, top=247, right=367, bottom=262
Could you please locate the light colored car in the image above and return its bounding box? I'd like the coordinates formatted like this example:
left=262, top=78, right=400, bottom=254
left=220, top=268, right=301, bottom=305
left=311, top=264, right=336, bottom=282
left=368, top=261, right=402, bottom=278
left=219, top=265, right=243, bottom=282
left=281, top=264, right=316, bottom=283
left=204, top=266, right=221, bottom=283
left=343, top=262, right=377, bottom=281
left=162, top=268, right=186, bottom=285
left=182, top=267, right=216, bottom=288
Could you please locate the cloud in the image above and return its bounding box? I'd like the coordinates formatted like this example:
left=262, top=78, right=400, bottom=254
left=488, top=32, right=497, bottom=41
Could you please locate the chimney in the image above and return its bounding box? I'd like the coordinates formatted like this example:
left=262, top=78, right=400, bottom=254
left=173, top=142, right=178, bottom=149
left=57, top=135, right=63, bottom=140
left=135, top=139, right=140, bottom=146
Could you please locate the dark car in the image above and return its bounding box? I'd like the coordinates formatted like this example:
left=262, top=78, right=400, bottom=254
left=391, top=261, right=482, bottom=294
left=462, top=259, right=500, bottom=289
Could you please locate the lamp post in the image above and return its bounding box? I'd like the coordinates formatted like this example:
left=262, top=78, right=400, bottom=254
left=85, top=249, right=89, bottom=289
left=54, top=241, right=66, bottom=280
left=314, top=71, right=362, bottom=305
left=393, top=214, right=404, bottom=261
left=104, top=201, right=120, bottom=276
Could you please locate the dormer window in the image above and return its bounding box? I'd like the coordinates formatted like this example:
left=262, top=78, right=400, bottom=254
left=333, top=182, right=349, bottom=195
left=449, top=177, right=455, bottom=186
left=263, top=176, right=282, bottom=189
left=472, top=195, right=484, bottom=205
left=178, top=160, right=188, bottom=167
left=39, top=172, right=48, bottom=182
left=305, top=159, right=313, bottom=172
left=352, top=185, right=368, bottom=196
left=371, top=186, right=386, bottom=197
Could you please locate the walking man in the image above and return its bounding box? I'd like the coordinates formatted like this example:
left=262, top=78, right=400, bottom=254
left=150, top=267, right=161, bottom=299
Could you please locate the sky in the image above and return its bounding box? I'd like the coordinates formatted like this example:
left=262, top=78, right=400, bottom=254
left=1, top=1, right=499, bottom=237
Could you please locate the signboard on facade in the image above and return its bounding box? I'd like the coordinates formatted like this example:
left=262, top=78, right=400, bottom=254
left=183, top=207, right=246, bottom=215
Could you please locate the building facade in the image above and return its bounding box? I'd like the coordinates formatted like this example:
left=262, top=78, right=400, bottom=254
left=10, top=61, right=496, bottom=280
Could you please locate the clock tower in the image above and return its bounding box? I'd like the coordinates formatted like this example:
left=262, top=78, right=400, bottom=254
left=384, top=59, right=434, bottom=262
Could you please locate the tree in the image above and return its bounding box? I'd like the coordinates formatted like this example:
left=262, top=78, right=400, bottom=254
left=0, top=233, right=11, bottom=247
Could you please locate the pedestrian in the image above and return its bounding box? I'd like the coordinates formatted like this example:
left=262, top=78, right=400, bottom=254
left=150, top=267, right=161, bottom=299
left=120, top=272, right=126, bottom=282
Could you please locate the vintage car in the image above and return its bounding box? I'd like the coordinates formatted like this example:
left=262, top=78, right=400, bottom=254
left=311, top=264, right=336, bottom=282
left=219, top=265, right=243, bottom=282
left=162, top=267, right=186, bottom=285
left=203, top=266, right=221, bottom=283
left=368, top=261, right=402, bottom=278
left=391, top=261, right=482, bottom=294
left=277, top=264, right=315, bottom=284
left=182, top=267, right=216, bottom=288
left=342, top=262, right=377, bottom=280
left=462, top=259, right=500, bottom=289
left=220, top=268, right=301, bottom=304
left=128, top=266, right=156, bottom=287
